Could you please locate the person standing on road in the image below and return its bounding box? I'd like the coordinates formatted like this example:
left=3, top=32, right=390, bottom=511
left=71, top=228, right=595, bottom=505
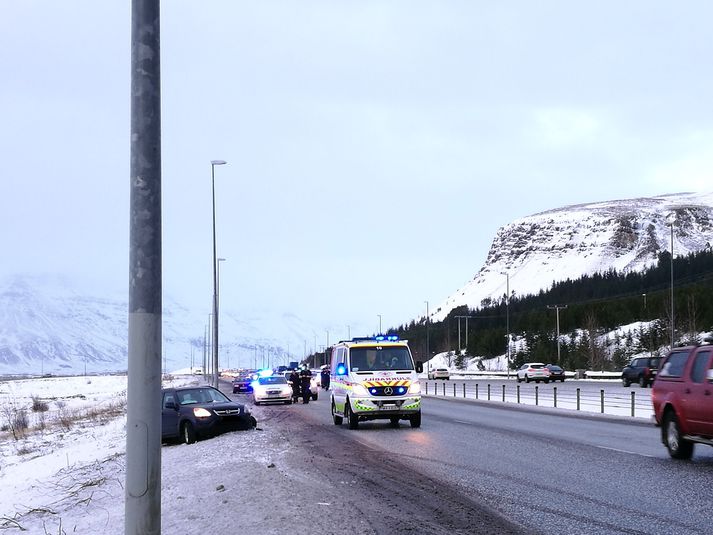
left=299, top=367, right=312, bottom=404
left=289, top=369, right=301, bottom=403
left=320, top=367, right=330, bottom=390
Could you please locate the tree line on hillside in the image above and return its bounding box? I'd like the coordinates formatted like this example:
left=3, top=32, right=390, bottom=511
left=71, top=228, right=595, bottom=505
left=395, top=249, right=713, bottom=372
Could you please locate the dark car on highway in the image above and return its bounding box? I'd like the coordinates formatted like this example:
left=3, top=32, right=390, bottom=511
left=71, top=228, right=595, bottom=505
left=545, top=364, right=566, bottom=382
left=621, top=356, right=661, bottom=388
left=161, top=385, right=256, bottom=444
left=232, top=372, right=254, bottom=393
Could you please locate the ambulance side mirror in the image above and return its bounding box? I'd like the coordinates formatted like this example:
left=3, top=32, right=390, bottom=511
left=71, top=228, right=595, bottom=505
left=415, top=361, right=423, bottom=373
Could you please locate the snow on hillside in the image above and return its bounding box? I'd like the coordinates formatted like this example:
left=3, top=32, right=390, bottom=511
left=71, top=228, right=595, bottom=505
left=432, top=192, right=713, bottom=321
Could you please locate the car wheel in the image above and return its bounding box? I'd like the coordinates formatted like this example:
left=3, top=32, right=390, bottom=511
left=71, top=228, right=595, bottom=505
left=331, top=401, right=343, bottom=425
left=516, top=376, right=522, bottom=383
left=346, top=400, right=359, bottom=430
left=663, top=410, right=694, bottom=460
left=233, top=389, right=237, bottom=394
left=639, top=375, right=648, bottom=388
left=544, top=379, right=550, bottom=384
left=312, top=393, right=318, bottom=401
left=409, top=411, right=422, bottom=428
left=181, top=421, right=197, bottom=445
left=525, top=375, right=531, bottom=383
left=389, top=417, right=400, bottom=428
left=622, top=377, right=631, bottom=387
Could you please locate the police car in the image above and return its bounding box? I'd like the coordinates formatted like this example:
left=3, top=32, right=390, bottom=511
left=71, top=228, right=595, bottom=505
left=329, top=335, right=423, bottom=429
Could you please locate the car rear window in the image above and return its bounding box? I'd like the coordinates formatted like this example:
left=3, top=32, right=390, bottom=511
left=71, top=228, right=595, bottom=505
left=530, top=364, right=545, bottom=369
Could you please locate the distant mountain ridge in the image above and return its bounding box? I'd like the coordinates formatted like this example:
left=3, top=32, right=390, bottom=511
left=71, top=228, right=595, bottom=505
left=4, top=192, right=713, bottom=375
left=431, top=192, right=713, bottom=321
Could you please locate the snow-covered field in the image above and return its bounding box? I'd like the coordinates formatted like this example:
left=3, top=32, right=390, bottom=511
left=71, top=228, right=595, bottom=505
left=0, top=373, right=285, bottom=534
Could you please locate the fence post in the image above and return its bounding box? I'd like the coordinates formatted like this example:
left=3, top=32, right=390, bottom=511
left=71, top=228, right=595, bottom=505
left=631, top=391, right=635, bottom=417
left=576, top=388, right=580, bottom=411
left=600, top=389, right=604, bottom=414
left=453, top=382, right=456, bottom=397
left=425, top=382, right=428, bottom=395
left=553, top=386, right=557, bottom=408
left=442, top=382, right=446, bottom=396
left=475, top=383, right=479, bottom=399
left=535, top=385, right=539, bottom=406
left=502, top=384, right=506, bottom=402
left=517, top=385, right=520, bottom=404
left=487, top=384, right=491, bottom=400
left=463, top=383, right=466, bottom=398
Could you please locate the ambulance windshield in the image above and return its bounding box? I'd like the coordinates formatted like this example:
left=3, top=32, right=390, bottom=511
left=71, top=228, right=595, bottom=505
left=350, top=346, right=414, bottom=372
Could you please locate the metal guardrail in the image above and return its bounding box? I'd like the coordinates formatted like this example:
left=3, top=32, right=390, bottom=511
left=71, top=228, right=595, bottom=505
left=423, top=381, right=652, bottom=418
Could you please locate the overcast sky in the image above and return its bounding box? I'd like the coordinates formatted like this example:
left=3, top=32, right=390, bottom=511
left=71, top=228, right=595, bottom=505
left=2, top=1, right=712, bottom=339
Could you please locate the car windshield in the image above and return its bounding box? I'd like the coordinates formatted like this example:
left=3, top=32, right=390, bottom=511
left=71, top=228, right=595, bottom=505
left=176, top=387, right=230, bottom=405
left=258, top=376, right=287, bottom=385
left=350, top=346, right=414, bottom=372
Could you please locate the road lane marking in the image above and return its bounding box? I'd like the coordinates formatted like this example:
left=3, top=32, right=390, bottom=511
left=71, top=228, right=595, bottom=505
left=592, top=445, right=657, bottom=458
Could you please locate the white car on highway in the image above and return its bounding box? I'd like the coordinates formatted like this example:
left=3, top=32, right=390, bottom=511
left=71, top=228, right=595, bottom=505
left=428, top=368, right=450, bottom=380
left=252, top=375, right=293, bottom=405
left=516, top=363, right=550, bottom=383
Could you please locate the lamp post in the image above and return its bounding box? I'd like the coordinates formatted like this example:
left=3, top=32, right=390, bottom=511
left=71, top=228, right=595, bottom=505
left=501, top=272, right=511, bottom=376
left=211, top=159, right=227, bottom=388
left=216, top=257, right=226, bottom=383
left=547, top=304, right=567, bottom=364
left=377, top=314, right=382, bottom=334
left=424, top=301, right=430, bottom=372
left=667, top=215, right=675, bottom=348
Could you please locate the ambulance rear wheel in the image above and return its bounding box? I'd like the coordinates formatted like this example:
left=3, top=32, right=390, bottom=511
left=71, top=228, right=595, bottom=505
left=409, top=412, right=422, bottom=428
left=331, top=401, right=343, bottom=425
left=347, top=401, right=359, bottom=430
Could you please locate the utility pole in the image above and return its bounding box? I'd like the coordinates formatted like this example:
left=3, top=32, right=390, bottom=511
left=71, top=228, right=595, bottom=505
left=126, top=0, right=162, bottom=532
left=503, top=272, right=510, bottom=377
left=547, top=305, right=568, bottom=365
left=424, top=301, right=430, bottom=371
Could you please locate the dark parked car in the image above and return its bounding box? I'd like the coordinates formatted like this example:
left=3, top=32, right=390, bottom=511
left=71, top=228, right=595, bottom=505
left=232, top=373, right=254, bottom=393
left=652, top=342, right=713, bottom=459
left=621, top=356, right=661, bottom=388
left=545, top=364, right=566, bottom=382
left=161, top=386, right=256, bottom=444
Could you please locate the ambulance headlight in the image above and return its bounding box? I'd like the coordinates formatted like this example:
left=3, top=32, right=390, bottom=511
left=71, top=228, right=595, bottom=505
left=353, top=384, right=369, bottom=396
left=408, top=381, right=421, bottom=394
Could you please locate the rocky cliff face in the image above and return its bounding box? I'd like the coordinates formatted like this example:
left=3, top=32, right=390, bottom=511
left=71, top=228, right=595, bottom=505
left=431, top=192, right=713, bottom=321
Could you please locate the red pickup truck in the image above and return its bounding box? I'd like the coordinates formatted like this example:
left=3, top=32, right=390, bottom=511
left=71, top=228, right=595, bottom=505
left=651, top=341, right=713, bottom=459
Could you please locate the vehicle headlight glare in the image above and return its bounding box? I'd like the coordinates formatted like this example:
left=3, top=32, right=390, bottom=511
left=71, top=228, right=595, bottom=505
left=409, top=382, right=421, bottom=394
left=193, top=407, right=212, bottom=418
left=353, top=384, right=369, bottom=396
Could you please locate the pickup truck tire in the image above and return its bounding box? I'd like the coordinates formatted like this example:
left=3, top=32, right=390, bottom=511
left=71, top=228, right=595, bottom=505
left=622, top=377, right=631, bottom=387
left=639, top=375, right=648, bottom=388
left=663, top=410, right=694, bottom=460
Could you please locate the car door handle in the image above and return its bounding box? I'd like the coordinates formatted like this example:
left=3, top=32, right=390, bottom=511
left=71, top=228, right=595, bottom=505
left=685, top=388, right=691, bottom=394
left=705, top=390, right=711, bottom=396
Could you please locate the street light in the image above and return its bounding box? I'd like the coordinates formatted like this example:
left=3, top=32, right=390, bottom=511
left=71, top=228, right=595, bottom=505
left=424, top=301, right=430, bottom=372
left=547, top=304, right=567, bottom=364
left=666, top=213, right=676, bottom=348
left=211, top=159, right=227, bottom=388
left=501, top=272, right=510, bottom=377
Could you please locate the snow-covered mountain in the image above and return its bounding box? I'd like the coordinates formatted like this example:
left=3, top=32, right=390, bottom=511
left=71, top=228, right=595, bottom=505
left=431, top=192, right=713, bottom=321
left=0, top=274, right=326, bottom=375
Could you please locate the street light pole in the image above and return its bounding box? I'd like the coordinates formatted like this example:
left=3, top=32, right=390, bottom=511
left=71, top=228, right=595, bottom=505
left=377, top=314, right=382, bottom=334
left=216, top=257, right=226, bottom=383
left=547, top=305, right=567, bottom=364
left=211, top=159, right=226, bottom=389
left=424, top=301, right=430, bottom=372
left=502, top=272, right=510, bottom=377
left=669, top=218, right=675, bottom=348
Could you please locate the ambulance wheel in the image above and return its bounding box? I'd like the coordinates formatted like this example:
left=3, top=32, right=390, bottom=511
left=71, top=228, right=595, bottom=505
left=331, top=401, right=343, bottom=425
left=409, top=412, right=422, bottom=428
left=389, top=417, right=400, bottom=428
left=347, top=401, right=359, bottom=430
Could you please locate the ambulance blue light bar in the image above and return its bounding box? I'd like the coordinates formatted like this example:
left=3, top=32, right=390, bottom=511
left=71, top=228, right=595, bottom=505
left=374, top=335, right=399, bottom=342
